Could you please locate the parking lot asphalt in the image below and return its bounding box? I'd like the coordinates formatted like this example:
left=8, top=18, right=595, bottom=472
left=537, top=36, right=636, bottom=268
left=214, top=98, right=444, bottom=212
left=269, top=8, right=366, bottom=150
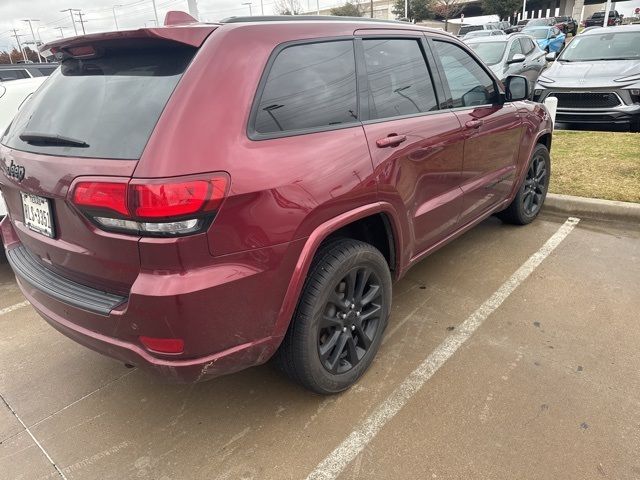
left=1, top=213, right=639, bottom=480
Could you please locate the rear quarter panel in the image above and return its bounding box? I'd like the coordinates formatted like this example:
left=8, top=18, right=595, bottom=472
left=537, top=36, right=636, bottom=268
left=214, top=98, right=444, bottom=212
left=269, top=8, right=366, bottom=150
left=135, top=23, right=378, bottom=257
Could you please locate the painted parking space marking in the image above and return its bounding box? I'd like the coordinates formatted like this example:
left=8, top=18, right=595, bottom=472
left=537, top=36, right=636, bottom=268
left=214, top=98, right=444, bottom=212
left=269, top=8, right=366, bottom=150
left=0, top=301, right=30, bottom=316
left=0, top=392, right=68, bottom=480
left=306, top=217, right=580, bottom=480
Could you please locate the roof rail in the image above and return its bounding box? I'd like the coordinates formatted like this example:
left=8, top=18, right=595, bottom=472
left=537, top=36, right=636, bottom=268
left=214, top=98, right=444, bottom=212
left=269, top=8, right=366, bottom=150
left=219, top=15, right=410, bottom=25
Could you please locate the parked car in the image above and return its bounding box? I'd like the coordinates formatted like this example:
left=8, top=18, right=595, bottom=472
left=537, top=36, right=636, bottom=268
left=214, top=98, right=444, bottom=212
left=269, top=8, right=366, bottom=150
left=0, top=15, right=552, bottom=394
left=584, top=10, right=622, bottom=27
left=487, top=21, right=512, bottom=31
left=462, top=29, right=506, bottom=40
left=457, top=23, right=497, bottom=38
left=533, top=25, right=640, bottom=131
left=466, top=34, right=547, bottom=95
left=0, top=77, right=47, bottom=219
left=555, top=15, right=578, bottom=35
left=526, top=17, right=558, bottom=28
left=0, top=63, right=58, bottom=82
left=510, top=19, right=530, bottom=32
left=522, top=26, right=566, bottom=52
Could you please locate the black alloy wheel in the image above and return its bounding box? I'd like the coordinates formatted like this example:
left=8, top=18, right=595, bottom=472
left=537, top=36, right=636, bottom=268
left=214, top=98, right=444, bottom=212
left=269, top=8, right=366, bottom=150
left=522, top=151, right=548, bottom=217
left=318, top=266, right=383, bottom=374
left=497, top=143, right=551, bottom=225
left=276, top=238, right=392, bottom=394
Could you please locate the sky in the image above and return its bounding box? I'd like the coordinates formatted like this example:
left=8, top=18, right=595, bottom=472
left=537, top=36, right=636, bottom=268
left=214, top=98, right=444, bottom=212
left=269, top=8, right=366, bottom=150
left=1, top=0, right=639, bottom=52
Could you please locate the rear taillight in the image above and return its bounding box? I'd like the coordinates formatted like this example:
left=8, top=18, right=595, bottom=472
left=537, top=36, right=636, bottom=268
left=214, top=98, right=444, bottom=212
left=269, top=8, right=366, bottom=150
left=71, top=174, right=229, bottom=237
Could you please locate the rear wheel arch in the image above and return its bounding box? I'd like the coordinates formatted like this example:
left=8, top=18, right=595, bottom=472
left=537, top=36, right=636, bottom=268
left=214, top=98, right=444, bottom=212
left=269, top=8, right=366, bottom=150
left=270, top=204, right=403, bottom=342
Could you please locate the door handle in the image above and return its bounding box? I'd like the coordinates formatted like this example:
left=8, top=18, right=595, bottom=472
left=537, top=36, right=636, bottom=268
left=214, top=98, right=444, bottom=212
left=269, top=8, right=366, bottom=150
left=376, top=134, right=407, bottom=148
left=465, top=119, right=484, bottom=129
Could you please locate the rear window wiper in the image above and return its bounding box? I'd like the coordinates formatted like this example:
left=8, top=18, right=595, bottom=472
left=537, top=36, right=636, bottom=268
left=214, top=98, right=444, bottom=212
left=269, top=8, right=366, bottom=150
left=19, top=132, right=89, bottom=148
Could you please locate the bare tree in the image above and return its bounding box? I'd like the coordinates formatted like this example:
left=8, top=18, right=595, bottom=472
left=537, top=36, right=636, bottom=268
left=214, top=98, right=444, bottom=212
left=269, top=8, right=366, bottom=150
left=431, top=0, right=465, bottom=31
left=274, top=0, right=303, bottom=15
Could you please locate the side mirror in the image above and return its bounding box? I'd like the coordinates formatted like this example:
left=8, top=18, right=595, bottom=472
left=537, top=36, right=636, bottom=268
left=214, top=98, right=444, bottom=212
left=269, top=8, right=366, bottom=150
left=545, top=51, right=557, bottom=62
left=508, top=53, right=526, bottom=64
left=504, top=75, right=529, bottom=101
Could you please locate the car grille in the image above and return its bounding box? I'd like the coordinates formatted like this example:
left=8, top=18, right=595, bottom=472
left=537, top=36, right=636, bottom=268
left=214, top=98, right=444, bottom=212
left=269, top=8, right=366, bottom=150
left=548, top=92, right=621, bottom=109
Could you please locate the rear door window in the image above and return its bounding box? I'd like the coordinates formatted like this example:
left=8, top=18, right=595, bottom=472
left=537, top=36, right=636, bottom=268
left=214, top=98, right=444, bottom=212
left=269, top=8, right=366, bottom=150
left=253, top=40, right=358, bottom=135
left=2, top=47, right=195, bottom=160
left=433, top=40, right=497, bottom=108
left=0, top=69, right=30, bottom=81
left=363, top=38, right=438, bottom=119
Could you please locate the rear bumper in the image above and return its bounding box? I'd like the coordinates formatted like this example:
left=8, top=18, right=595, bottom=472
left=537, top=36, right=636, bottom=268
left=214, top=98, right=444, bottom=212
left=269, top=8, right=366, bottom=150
left=1, top=216, right=304, bottom=382
left=18, top=278, right=280, bottom=382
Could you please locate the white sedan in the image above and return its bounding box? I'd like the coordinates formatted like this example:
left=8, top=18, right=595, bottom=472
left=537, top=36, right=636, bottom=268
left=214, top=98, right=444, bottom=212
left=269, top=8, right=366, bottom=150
left=0, top=77, right=46, bottom=218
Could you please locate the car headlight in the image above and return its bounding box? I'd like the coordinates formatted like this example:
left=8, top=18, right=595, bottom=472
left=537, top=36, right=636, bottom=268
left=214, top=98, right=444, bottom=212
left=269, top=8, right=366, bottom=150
left=537, top=75, right=555, bottom=84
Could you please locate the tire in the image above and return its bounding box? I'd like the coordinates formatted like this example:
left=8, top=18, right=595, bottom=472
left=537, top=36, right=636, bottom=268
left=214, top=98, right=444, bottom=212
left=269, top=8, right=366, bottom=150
left=497, top=143, right=551, bottom=225
left=276, top=238, right=392, bottom=394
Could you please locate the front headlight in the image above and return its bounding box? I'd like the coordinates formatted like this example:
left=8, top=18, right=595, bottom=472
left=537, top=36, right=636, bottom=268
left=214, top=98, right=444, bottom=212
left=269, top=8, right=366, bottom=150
left=537, top=75, right=555, bottom=84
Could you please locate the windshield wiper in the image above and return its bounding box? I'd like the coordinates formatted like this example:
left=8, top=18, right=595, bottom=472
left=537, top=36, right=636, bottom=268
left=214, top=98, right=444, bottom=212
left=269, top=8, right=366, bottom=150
left=19, top=132, right=89, bottom=148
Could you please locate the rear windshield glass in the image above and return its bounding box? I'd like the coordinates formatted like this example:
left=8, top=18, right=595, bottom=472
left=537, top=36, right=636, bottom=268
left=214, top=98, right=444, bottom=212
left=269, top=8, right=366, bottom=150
left=468, top=41, right=507, bottom=65
left=459, top=25, right=482, bottom=35
left=2, top=47, right=194, bottom=160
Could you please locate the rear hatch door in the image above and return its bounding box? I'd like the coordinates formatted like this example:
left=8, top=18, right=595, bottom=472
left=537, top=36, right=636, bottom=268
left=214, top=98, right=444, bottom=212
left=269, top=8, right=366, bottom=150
left=0, top=26, right=215, bottom=295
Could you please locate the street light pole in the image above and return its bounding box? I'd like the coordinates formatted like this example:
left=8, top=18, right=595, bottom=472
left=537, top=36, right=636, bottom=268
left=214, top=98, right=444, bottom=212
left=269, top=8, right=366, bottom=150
left=10, top=29, right=27, bottom=63
left=60, top=8, right=79, bottom=36
left=55, top=27, right=65, bottom=38
left=602, top=0, right=612, bottom=27
left=112, top=6, right=120, bottom=30
left=22, top=19, right=43, bottom=62
left=242, top=2, right=253, bottom=15
left=151, top=0, right=160, bottom=27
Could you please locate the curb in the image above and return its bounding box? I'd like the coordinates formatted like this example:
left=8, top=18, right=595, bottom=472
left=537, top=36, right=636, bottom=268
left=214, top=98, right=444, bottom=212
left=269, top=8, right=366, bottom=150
left=544, top=193, right=640, bottom=223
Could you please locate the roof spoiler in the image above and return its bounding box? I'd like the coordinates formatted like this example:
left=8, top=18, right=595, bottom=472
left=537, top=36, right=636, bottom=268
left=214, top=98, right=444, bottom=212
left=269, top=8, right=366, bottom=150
left=40, top=11, right=214, bottom=55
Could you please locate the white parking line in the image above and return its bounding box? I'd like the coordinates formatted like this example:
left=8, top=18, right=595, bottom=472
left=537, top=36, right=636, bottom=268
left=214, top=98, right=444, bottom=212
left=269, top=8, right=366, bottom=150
left=0, top=301, right=30, bottom=316
left=0, top=392, right=68, bottom=480
left=306, top=217, right=580, bottom=480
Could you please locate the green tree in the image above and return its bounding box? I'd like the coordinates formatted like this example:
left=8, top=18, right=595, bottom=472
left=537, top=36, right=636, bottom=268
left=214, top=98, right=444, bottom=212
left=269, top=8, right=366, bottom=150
left=331, top=1, right=364, bottom=16
left=481, top=0, right=521, bottom=20
left=392, top=0, right=432, bottom=22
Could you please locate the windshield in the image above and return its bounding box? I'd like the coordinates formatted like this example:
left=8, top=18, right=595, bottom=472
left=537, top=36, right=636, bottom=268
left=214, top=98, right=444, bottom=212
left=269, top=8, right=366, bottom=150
left=468, top=41, right=507, bottom=65
left=2, top=47, right=194, bottom=160
left=528, top=18, right=552, bottom=26
left=465, top=31, right=492, bottom=39
left=459, top=25, right=483, bottom=35
left=525, top=28, right=550, bottom=39
left=517, top=20, right=529, bottom=25
left=559, top=32, right=640, bottom=61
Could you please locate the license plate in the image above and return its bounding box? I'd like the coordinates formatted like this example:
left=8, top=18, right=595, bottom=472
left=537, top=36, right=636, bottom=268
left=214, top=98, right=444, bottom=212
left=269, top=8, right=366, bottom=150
left=21, top=192, right=55, bottom=238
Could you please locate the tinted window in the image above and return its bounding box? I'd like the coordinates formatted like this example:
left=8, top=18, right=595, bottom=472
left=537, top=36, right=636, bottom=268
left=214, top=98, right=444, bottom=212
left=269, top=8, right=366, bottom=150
left=0, top=69, right=29, bottom=81
left=468, top=41, right=507, bottom=65
left=433, top=41, right=497, bottom=108
left=507, top=39, right=524, bottom=60
left=2, top=48, right=194, bottom=160
left=363, top=39, right=438, bottom=119
left=254, top=41, right=357, bottom=135
left=459, top=25, right=483, bottom=35
left=520, top=37, right=535, bottom=54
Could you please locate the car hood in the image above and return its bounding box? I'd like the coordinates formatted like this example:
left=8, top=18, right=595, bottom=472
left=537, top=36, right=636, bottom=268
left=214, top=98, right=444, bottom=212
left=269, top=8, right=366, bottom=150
left=539, top=59, right=640, bottom=88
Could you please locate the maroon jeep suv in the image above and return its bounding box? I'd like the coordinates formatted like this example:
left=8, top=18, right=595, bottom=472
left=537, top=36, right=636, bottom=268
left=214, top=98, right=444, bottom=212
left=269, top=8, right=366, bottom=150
left=0, top=14, right=552, bottom=394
